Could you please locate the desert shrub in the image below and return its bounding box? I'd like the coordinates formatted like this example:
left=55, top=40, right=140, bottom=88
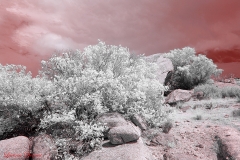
left=194, top=115, right=202, bottom=120
left=232, top=109, right=240, bottom=117
left=40, top=41, right=168, bottom=126
left=39, top=41, right=168, bottom=158
left=0, top=64, right=55, bottom=139
left=0, top=104, right=42, bottom=140
left=38, top=109, right=108, bottom=158
left=194, top=84, right=222, bottom=99
left=163, top=47, right=222, bottom=90
left=162, top=119, right=173, bottom=134
left=0, top=64, right=55, bottom=112
left=194, top=83, right=240, bottom=100
left=221, top=86, right=240, bottom=98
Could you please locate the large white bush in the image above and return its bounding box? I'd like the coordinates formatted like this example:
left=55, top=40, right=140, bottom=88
left=41, top=41, right=167, bottom=127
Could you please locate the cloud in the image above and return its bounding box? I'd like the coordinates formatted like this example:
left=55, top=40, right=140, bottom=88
left=1, top=0, right=240, bottom=76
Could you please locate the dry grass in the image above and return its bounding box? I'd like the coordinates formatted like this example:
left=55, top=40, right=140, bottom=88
left=168, top=98, right=240, bottom=131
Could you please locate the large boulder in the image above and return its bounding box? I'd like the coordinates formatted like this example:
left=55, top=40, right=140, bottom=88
left=0, top=136, right=31, bottom=160
left=32, top=133, right=58, bottom=160
left=145, top=54, right=174, bottom=84
left=165, top=89, right=194, bottom=104
left=108, top=123, right=141, bottom=145
left=81, top=138, right=154, bottom=160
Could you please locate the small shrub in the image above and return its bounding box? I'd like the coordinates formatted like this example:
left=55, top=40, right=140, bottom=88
left=175, top=101, right=184, bottom=109
left=194, top=115, right=202, bottom=120
left=0, top=105, right=42, bottom=140
left=221, top=86, right=240, bottom=98
left=232, top=109, right=240, bottom=117
left=193, top=104, right=203, bottom=109
left=162, top=120, right=173, bottom=134
left=205, top=103, right=213, bottom=109
left=194, top=84, right=222, bottom=99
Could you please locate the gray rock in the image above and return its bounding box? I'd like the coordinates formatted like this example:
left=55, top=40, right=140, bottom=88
left=97, top=112, right=128, bottom=128
left=0, top=136, right=31, bottom=160
left=97, top=112, right=128, bottom=138
left=108, top=123, right=141, bottom=145
left=145, top=54, right=174, bottom=84
left=131, top=114, right=147, bottom=131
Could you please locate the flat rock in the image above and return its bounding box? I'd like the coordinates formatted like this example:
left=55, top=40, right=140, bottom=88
left=82, top=138, right=154, bottom=160
left=0, top=136, right=31, bottom=160
left=165, top=89, right=194, bottom=104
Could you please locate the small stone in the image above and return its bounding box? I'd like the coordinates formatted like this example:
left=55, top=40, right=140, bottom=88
left=196, top=144, right=204, bottom=148
left=224, top=114, right=229, bottom=118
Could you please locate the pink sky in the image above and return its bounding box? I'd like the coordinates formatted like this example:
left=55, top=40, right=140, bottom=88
left=1, top=0, right=240, bottom=77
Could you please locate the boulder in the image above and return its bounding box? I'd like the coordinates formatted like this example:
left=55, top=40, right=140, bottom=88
left=108, top=123, right=141, bottom=145
left=165, top=89, right=194, bottom=104
left=0, top=136, right=31, bottom=160
left=32, top=133, right=58, bottom=160
left=97, top=112, right=128, bottom=128
left=131, top=114, right=147, bottom=131
left=97, top=112, right=128, bottom=138
left=81, top=138, right=154, bottom=160
left=145, top=54, right=174, bottom=84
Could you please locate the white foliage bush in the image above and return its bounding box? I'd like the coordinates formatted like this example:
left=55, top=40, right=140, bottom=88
left=163, top=47, right=223, bottom=90
left=39, top=41, right=168, bottom=158
left=0, top=64, right=54, bottom=110
left=41, top=41, right=167, bottom=127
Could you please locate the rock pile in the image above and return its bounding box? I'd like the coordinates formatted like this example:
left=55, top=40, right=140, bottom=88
left=0, top=112, right=153, bottom=160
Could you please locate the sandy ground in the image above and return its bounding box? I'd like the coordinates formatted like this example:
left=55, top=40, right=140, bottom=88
left=144, top=98, right=240, bottom=160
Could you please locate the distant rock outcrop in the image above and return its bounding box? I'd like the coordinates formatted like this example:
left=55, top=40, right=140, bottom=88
left=145, top=53, right=174, bottom=84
